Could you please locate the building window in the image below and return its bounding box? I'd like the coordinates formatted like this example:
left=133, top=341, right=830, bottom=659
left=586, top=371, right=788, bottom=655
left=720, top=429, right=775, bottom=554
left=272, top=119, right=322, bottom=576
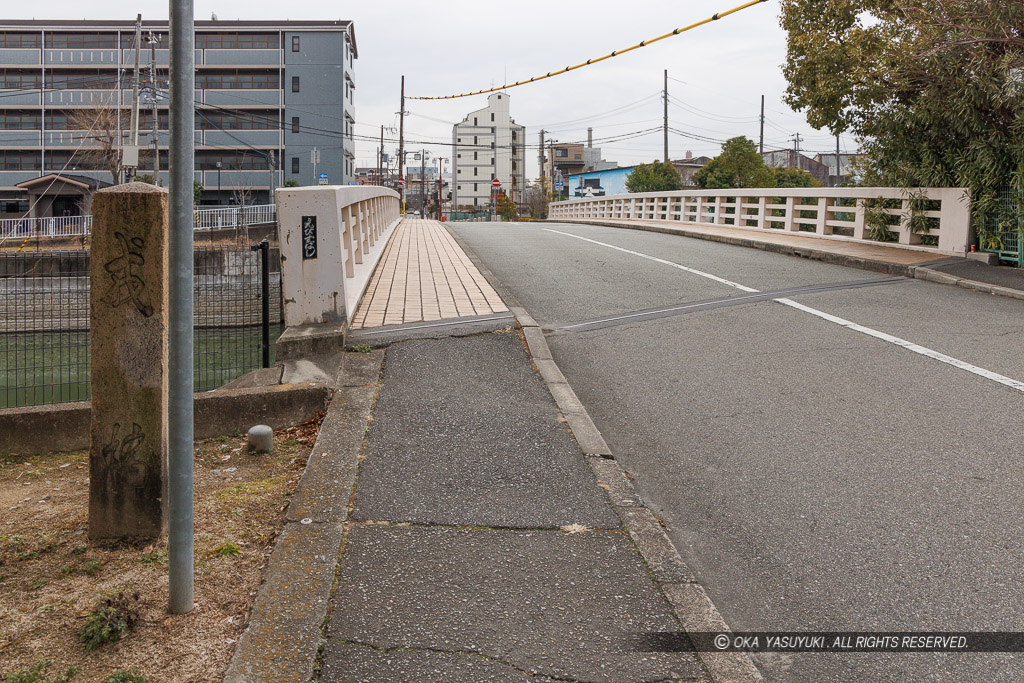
left=195, top=32, right=278, bottom=49
left=490, top=113, right=494, bottom=121
left=474, top=183, right=478, bottom=191
left=291, top=116, right=299, bottom=133
left=491, top=172, right=495, bottom=181
left=473, top=136, right=477, bottom=145
left=292, top=76, right=300, bottom=92
left=556, top=148, right=568, bottom=157
left=457, top=185, right=461, bottom=190
left=474, top=168, right=478, bottom=176
left=291, top=35, right=300, bottom=52
left=473, top=152, right=477, bottom=161
left=291, top=157, right=299, bottom=174
left=490, top=142, right=495, bottom=149
left=491, top=127, right=495, bottom=133
left=457, top=153, right=461, bottom=159
left=0, top=32, right=41, bottom=49
left=45, top=32, right=119, bottom=49
left=457, top=138, right=461, bottom=143
left=0, top=111, right=41, bottom=129
left=0, top=150, right=42, bottom=171
left=196, top=70, right=279, bottom=90
left=473, top=117, right=477, bottom=125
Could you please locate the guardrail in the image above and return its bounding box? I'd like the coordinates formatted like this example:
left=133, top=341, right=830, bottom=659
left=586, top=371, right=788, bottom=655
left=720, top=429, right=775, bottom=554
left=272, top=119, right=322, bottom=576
left=276, top=186, right=401, bottom=327
left=0, top=204, right=276, bottom=241
left=550, top=188, right=972, bottom=255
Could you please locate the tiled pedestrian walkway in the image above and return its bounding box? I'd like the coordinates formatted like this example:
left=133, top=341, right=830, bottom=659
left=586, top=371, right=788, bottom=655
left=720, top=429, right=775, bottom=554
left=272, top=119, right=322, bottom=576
left=349, top=218, right=507, bottom=329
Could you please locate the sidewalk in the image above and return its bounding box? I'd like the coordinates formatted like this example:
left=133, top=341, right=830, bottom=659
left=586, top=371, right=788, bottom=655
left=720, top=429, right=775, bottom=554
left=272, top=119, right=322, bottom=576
left=322, top=333, right=713, bottom=681
left=553, top=217, right=1024, bottom=300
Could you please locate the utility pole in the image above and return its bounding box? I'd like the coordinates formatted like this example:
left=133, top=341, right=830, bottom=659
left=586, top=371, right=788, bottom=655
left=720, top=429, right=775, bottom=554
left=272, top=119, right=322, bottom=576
left=759, top=94, right=765, bottom=155
left=378, top=125, right=384, bottom=186
left=663, top=69, right=669, bottom=163
left=398, top=75, right=406, bottom=214
left=790, top=132, right=802, bottom=169
left=437, top=157, right=443, bottom=220
left=126, top=14, right=142, bottom=182
left=268, top=150, right=275, bottom=203
left=148, top=31, right=159, bottom=182
left=835, top=134, right=841, bottom=187
left=419, top=150, right=426, bottom=218
left=168, top=0, right=196, bottom=615
left=538, top=129, right=545, bottom=181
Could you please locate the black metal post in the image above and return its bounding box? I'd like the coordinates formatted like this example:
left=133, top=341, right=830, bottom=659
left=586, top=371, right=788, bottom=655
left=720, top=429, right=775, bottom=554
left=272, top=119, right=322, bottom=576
left=259, top=239, right=271, bottom=368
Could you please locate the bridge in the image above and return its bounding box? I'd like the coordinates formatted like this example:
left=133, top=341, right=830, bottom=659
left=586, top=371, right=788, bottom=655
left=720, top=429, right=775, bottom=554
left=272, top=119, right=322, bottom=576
left=231, top=184, right=1024, bottom=682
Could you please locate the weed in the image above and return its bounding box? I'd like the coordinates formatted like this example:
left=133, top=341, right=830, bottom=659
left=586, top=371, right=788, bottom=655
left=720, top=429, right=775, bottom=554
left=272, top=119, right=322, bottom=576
left=349, top=344, right=374, bottom=353
left=139, top=550, right=167, bottom=567
left=2, top=535, right=26, bottom=552
left=29, top=578, right=46, bottom=590
left=103, top=673, right=146, bottom=683
left=78, top=590, right=141, bottom=650
left=213, top=541, right=241, bottom=557
left=82, top=560, right=103, bottom=576
left=2, top=659, right=79, bottom=683
left=71, top=545, right=87, bottom=555
left=17, top=550, right=39, bottom=562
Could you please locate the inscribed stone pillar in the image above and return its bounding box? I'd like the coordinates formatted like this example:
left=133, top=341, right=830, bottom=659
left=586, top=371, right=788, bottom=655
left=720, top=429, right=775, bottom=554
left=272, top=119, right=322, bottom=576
left=89, top=182, right=169, bottom=541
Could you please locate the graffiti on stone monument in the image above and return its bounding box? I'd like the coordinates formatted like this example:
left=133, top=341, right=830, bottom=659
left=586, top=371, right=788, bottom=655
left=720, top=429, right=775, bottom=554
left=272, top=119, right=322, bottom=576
left=102, top=232, right=153, bottom=317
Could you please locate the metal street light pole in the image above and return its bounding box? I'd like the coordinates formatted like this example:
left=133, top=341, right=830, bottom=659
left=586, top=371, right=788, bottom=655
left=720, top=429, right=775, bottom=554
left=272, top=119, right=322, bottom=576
left=168, top=0, right=195, bottom=615
left=215, top=161, right=221, bottom=204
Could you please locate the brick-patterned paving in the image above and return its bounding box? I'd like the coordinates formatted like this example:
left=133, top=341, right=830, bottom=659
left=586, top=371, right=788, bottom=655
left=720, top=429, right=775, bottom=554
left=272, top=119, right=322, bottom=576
left=350, top=219, right=507, bottom=330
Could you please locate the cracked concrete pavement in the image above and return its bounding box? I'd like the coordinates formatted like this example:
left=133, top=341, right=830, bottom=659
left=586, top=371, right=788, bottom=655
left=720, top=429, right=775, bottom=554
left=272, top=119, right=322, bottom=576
left=320, top=333, right=710, bottom=683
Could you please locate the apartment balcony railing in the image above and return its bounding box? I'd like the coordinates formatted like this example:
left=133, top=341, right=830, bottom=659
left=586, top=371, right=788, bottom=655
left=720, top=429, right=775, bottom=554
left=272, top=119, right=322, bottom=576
left=0, top=204, right=276, bottom=240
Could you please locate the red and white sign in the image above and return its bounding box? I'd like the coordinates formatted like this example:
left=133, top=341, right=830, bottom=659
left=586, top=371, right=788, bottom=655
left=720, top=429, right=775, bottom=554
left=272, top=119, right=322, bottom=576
left=397, top=178, right=405, bottom=188
left=491, top=178, right=501, bottom=188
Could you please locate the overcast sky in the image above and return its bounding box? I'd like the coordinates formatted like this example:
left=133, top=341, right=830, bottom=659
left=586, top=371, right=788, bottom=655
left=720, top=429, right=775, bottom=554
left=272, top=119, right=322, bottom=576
left=16, top=0, right=854, bottom=178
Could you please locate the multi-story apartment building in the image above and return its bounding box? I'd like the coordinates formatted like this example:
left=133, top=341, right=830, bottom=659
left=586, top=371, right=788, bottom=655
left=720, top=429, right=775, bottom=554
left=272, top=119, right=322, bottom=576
left=0, top=19, right=356, bottom=214
left=451, top=92, right=524, bottom=209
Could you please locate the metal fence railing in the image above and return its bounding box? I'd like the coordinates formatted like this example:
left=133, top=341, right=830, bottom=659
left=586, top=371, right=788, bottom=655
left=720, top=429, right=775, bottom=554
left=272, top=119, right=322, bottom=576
left=0, top=204, right=276, bottom=241
left=1, top=241, right=281, bottom=409
left=975, top=187, right=1022, bottom=266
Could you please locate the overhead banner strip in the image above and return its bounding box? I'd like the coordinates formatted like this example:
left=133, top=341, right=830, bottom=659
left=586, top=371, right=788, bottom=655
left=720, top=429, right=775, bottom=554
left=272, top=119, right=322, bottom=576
left=409, top=0, right=769, bottom=100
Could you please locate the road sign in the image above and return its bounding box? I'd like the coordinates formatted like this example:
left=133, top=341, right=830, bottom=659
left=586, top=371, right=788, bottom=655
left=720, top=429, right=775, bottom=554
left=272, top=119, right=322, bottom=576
left=318, top=172, right=328, bottom=185
left=555, top=181, right=564, bottom=190
left=397, top=177, right=405, bottom=188
left=491, top=178, right=501, bottom=188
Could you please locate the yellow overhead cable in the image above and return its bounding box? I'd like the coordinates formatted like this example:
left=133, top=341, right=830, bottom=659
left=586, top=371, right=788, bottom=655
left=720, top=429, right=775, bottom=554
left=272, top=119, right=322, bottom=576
left=409, top=0, right=769, bottom=100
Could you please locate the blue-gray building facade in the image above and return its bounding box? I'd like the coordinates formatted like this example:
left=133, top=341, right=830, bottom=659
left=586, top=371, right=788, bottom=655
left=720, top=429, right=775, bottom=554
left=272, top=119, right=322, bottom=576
left=0, top=19, right=356, bottom=212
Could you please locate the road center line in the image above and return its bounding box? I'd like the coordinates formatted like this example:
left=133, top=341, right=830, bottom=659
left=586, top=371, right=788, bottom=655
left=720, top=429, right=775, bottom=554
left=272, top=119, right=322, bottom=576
left=544, top=228, right=1024, bottom=395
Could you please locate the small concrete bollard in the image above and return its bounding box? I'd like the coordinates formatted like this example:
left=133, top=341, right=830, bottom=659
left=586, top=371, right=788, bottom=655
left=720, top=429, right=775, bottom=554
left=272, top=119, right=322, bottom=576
left=247, top=425, right=274, bottom=453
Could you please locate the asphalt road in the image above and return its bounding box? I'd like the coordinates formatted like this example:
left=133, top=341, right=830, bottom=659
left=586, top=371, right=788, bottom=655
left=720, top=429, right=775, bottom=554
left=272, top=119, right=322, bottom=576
left=448, top=220, right=1024, bottom=683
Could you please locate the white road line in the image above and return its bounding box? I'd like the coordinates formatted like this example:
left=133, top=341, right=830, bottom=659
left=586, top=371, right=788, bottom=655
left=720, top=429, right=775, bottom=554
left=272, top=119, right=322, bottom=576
left=544, top=228, right=758, bottom=292
left=544, top=228, right=1024, bottom=395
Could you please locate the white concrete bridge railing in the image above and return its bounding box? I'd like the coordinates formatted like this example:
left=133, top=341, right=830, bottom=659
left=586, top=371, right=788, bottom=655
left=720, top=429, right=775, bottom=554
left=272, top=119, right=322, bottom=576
left=550, top=187, right=973, bottom=256
left=276, top=185, right=400, bottom=327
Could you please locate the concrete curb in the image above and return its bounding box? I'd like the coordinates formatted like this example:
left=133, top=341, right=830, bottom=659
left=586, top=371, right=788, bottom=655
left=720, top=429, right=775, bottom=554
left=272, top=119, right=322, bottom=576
left=225, top=350, right=384, bottom=683
left=549, top=218, right=918, bottom=277
left=913, top=266, right=1024, bottom=301
left=0, top=382, right=330, bottom=455
left=516, top=311, right=763, bottom=682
